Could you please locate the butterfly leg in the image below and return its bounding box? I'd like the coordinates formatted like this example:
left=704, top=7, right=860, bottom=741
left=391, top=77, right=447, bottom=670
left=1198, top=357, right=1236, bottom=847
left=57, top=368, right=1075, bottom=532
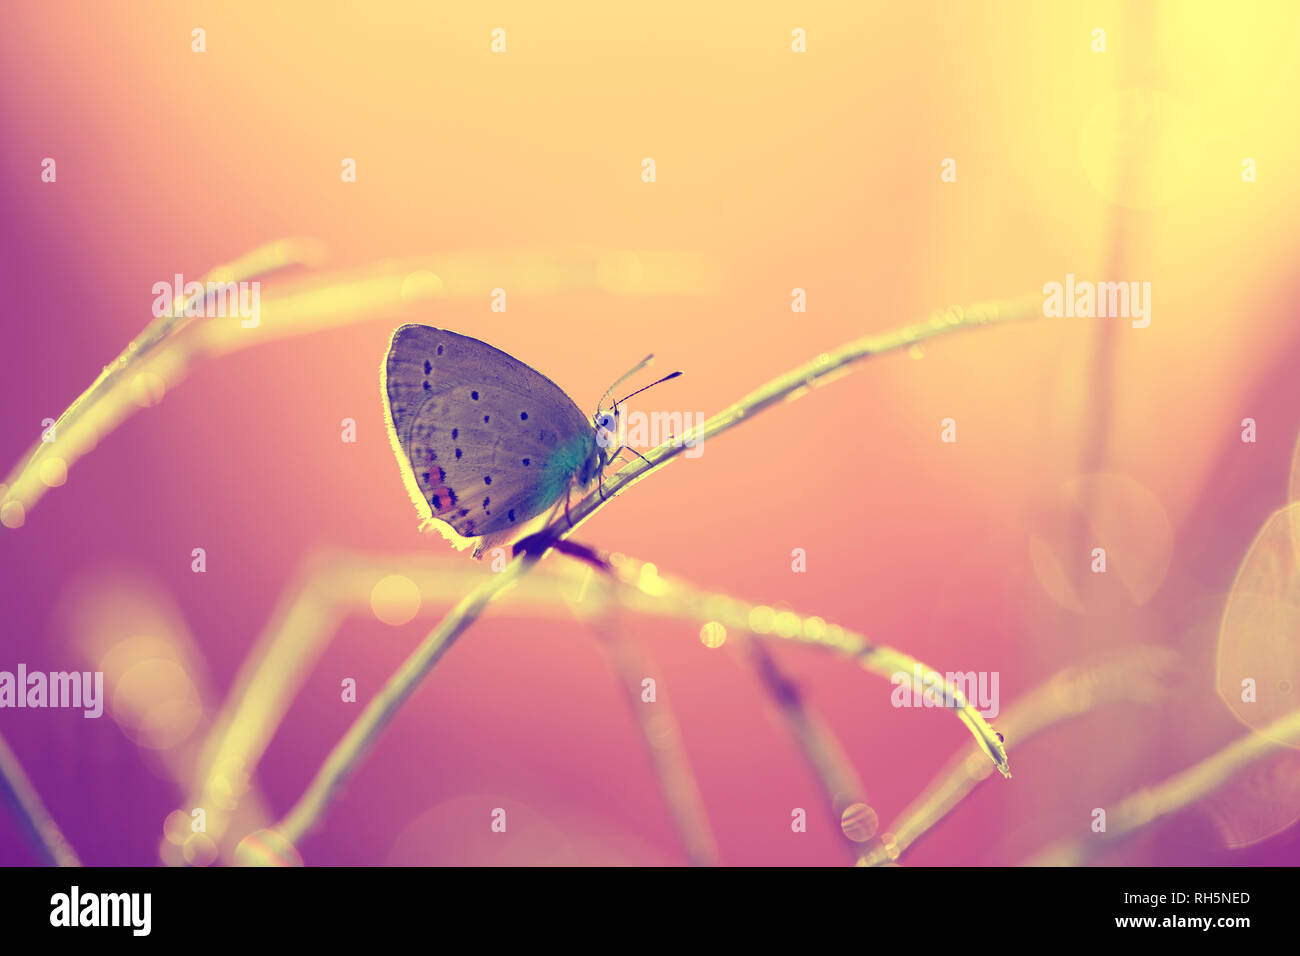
left=598, top=453, right=621, bottom=500
left=610, top=444, right=653, bottom=469
left=564, top=484, right=574, bottom=527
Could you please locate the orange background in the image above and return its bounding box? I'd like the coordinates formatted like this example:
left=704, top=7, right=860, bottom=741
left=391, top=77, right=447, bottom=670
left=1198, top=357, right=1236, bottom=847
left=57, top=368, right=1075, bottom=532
left=2, top=1, right=1300, bottom=865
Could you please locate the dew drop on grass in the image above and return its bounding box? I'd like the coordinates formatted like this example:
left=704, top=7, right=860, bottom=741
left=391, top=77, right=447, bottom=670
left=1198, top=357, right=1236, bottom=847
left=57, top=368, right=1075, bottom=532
left=840, top=803, right=879, bottom=843
left=699, top=621, right=726, bottom=648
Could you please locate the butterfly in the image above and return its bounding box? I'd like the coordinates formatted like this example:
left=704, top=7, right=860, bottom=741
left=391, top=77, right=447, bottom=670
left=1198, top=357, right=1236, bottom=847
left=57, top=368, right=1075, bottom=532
left=381, top=325, right=678, bottom=557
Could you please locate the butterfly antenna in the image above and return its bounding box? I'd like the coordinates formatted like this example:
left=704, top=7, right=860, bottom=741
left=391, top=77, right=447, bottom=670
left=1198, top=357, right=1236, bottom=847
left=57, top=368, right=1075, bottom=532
left=611, top=370, right=683, bottom=410
left=596, top=354, right=655, bottom=414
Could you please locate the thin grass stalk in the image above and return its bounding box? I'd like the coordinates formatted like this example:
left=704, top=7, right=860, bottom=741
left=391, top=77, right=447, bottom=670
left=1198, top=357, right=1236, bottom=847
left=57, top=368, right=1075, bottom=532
left=736, top=634, right=873, bottom=863
left=0, top=731, right=81, bottom=866
left=589, top=601, right=720, bottom=866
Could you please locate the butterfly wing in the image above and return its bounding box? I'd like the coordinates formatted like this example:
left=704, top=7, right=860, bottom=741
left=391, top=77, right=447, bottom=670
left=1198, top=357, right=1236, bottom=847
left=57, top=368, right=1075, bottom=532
left=382, top=325, right=595, bottom=548
left=404, top=384, right=597, bottom=535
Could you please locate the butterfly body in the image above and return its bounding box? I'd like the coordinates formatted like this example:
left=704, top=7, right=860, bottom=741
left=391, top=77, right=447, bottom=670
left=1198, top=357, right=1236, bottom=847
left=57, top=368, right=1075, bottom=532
left=382, top=325, right=607, bottom=555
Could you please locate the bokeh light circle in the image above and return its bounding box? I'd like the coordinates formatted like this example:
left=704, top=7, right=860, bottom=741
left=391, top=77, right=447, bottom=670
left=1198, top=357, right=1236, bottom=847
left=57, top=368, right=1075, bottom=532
left=111, top=658, right=203, bottom=750
left=1029, top=472, right=1173, bottom=614
left=236, top=829, right=303, bottom=867
left=370, top=574, right=421, bottom=626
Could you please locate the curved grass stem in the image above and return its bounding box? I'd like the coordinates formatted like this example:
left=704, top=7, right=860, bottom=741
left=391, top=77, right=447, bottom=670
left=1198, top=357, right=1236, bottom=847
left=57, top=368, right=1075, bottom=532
left=275, top=556, right=533, bottom=845
left=859, top=645, right=1178, bottom=865
left=0, top=239, right=323, bottom=527
left=520, top=295, right=1043, bottom=552
left=267, top=296, right=1037, bottom=851
left=1027, top=708, right=1300, bottom=866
